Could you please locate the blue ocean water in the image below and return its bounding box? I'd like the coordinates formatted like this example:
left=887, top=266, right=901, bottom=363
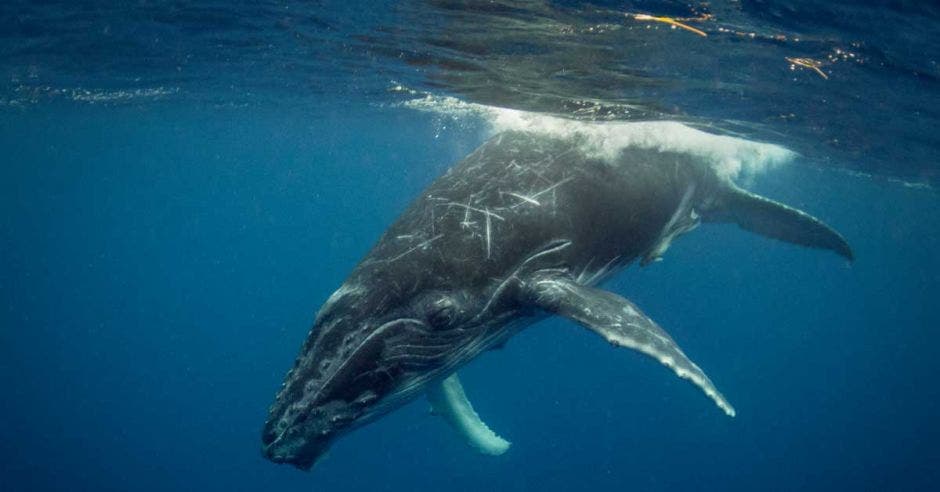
left=2, top=2, right=939, bottom=491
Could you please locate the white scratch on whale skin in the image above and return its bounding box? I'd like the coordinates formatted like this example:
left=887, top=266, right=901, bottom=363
left=444, top=201, right=506, bottom=221
left=386, top=234, right=445, bottom=263
left=460, top=197, right=473, bottom=228
left=530, top=176, right=574, bottom=200
left=501, top=191, right=541, bottom=206
left=484, top=207, right=492, bottom=259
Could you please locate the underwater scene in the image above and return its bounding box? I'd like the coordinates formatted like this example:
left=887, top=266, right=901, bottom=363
left=2, top=1, right=938, bottom=491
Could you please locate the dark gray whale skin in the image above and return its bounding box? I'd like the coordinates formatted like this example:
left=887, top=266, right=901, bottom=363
left=261, top=131, right=852, bottom=469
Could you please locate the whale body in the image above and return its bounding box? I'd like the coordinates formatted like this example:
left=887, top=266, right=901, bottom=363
left=261, top=130, right=852, bottom=469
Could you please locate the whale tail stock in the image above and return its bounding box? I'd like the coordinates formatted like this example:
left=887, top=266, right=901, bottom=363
left=706, top=185, right=854, bottom=261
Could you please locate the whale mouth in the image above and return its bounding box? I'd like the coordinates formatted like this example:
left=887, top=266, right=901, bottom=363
left=261, top=395, right=365, bottom=470
left=261, top=446, right=328, bottom=471
left=261, top=420, right=335, bottom=470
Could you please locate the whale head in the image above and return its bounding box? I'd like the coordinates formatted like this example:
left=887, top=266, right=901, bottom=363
left=261, top=259, right=514, bottom=469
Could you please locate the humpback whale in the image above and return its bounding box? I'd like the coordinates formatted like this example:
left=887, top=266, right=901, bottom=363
left=261, top=130, right=852, bottom=469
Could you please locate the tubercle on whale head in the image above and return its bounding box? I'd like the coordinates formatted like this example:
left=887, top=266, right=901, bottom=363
left=260, top=284, right=407, bottom=470
left=261, top=388, right=376, bottom=470
left=260, top=273, right=498, bottom=470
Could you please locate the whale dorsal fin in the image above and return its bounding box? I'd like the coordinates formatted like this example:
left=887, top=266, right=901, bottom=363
left=427, top=374, right=511, bottom=455
left=523, top=271, right=736, bottom=417
left=708, top=185, right=854, bottom=261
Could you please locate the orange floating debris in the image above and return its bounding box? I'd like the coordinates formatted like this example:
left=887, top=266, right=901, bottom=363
left=631, top=13, right=708, bottom=37
left=786, top=57, right=829, bottom=80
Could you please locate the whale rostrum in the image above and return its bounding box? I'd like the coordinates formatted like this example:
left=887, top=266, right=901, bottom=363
left=261, top=131, right=852, bottom=469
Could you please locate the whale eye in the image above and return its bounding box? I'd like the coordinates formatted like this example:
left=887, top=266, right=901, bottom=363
left=426, top=296, right=458, bottom=329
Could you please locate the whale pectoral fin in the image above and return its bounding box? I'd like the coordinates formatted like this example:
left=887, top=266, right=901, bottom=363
left=524, top=271, right=736, bottom=417
left=426, top=374, right=511, bottom=456
left=709, top=185, right=854, bottom=261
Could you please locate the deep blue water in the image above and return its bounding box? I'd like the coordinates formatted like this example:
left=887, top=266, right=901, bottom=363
left=3, top=2, right=940, bottom=491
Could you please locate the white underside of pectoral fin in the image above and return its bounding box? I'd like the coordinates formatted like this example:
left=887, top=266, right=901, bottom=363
left=642, top=184, right=701, bottom=266
left=426, top=374, right=511, bottom=456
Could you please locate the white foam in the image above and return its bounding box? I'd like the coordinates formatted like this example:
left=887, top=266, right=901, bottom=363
left=1, top=85, right=179, bottom=107
left=403, top=94, right=795, bottom=179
